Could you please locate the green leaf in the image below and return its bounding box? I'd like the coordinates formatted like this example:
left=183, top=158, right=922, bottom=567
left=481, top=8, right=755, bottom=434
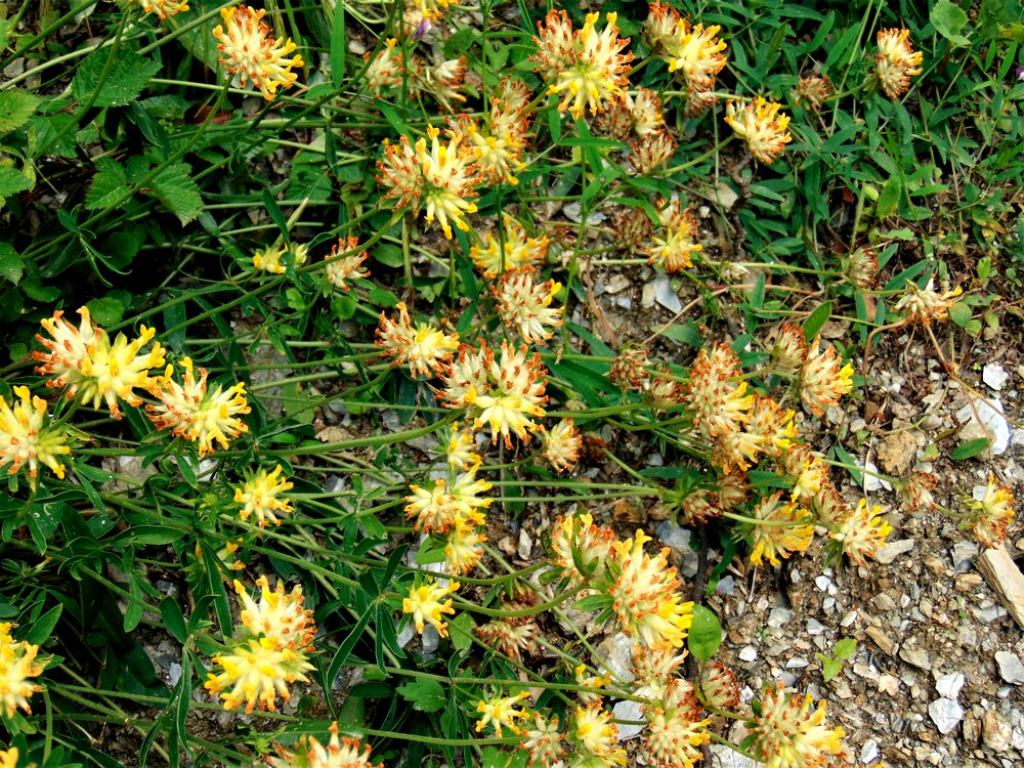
left=0, top=165, right=33, bottom=200
left=950, top=437, right=990, bottom=460
left=330, top=4, right=347, bottom=86
left=0, top=242, right=23, bottom=285
left=327, top=603, right=374, bottom=690
left=876, top=176, right=902, bottom=218
left=86, top=159, right=130, bottom=211
left=26, top=604, right=62, bottom=645
left=687, top=604, right=722, bottom=662
left=802, top=302, right=832, bottom=340
left=87, top=296, right=126, bottom=326
left=818, top=654, right=843, bottom=682
left=397, top=677, right=446, bottom=713
left=0, top=90, right=40, bottom=136
left=833, top=637, right=857, bottom=661
left=448, top=611, right=475, bottom=652
left=72, top=49, right=161, bottom=107
left=947, top=301, right=972, bottom=327
left=148, top=163, right=203, bottom=225
left=160, top=598, right=188, bottom=643
left=931, top=0, right=972, bottom=45
left=124, top=577, right=145, bottom=632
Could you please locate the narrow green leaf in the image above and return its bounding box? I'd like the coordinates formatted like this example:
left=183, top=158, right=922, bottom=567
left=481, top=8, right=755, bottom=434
left=26, top=604, right=63, bottom=645
left=950, top=437, right=990, bottom=460
left=326, top=603, right=374, bottom=689
left=803, top=301, right=832, bottom=340
left=330, top=5, right=347, bottom=86
left=160, top=598, right=188, bottom=643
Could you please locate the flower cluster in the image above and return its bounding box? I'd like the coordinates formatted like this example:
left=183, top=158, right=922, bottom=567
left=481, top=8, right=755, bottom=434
left=647, top=200, right=703, bottom=273
left=493, top=268, right=565, bottom=344
left=0, top=386, right=71, bottom=484
left=265, top=722, right=381, bottom=768
left=876, top=28, right=923, bottom=99
left=376, top=301, right=460, bottom=378
left=204, top=576, right=316, bottom=712
left=645, top=2, right=728, bottom=110
left=725, top=97, right=793, bottom=164
left=253, top=242, right=309, bottom=274
left=403, top=579, right=460, bottom=637
left=234, top=464, right=295, bottom=527
left=470, top=216, right=549, bottom=279
left=751, top=683, right=848, bottom=768
left=965, top=476, right=1015, bottom=550
left=213, top=5, right=304, bottom=100
left=325, top=236, right=369, bottom=291
left=0, top=622, right=45, bottom=718
left=137, top=0, right=189, bottom=19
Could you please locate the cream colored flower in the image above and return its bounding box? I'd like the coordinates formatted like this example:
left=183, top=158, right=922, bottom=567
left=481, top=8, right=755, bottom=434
left=725, top=98, right=793, bottom=164
left=647, top=201, right=702, bottom=273
left=661, top=19, right=728, bottom=92
left=831, top=499, right=892, bottom=565
left=475, top=690, right=531, bottom=736
left=876, top=28, right=923, bottom=99
left=643, top=680, right=710, bottom=768
left=572, top=700, right=627, bottom=765
left=0, top=622, right=45, bottom=718
left=234, top=576, right=315, bottom=651
left=234, top=465, right=294, bottom=527
left=403, top=579, right=460, bottom=637
left=800, top=337, right=854, bottom=416
left=325, top=236, right=369, bottom=291
left=470, top=216, right=549, bottom=278
left=137, top=0, right=189, bottom=19
left=265, top=722, right=379, bottom=768
left=749, top=492, right=813, bottom=567
left=493, top=267, right=564, bottom=343
left=894, top=279, right=962, bottom=325
left=542, top=418, right=582, bottom=473
left=204, top=637, right=313, bottom=713
left=966, top=476, right=1015, bottom=550
left=376, top=301, right=459, bottom=378
left=751, top=683, right=847, bottom=768
left=214, top=5, right=304, bottom=100
left=0, top=386, right=71, bottom=483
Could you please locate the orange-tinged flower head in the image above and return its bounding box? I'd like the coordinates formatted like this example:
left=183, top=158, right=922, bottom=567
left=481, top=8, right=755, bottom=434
left=204, top=637, right=313, bottom=713
left=475, top=616, right=538, bottom=661
left=376, top=301, right=459, bottom=378
left=446, top=421, right=480, bottom=470
left=138, top=0, right=189, bottom=19
left=725, top=98, right=793, bottom=164
left=631, top=641, right=688, bottom=699
left=475, top=690, right=531, bottom=736
left=542, top=418, right=582, bottom=473
left=749, top=492, right=813, bottom=567
left=0, top=622, right=45, bottom=718
left=685, top=343, right=752, bottom=438
left=214, top=5, right=304, bottom=100
left=966, top=476, right=1015, bottom=550
left=494, top=267, right=564, bottom=343
left=747, top=394, right=798, bottom=459
left=812, top=486, right=851, bottom=528
left=794, top=75, right=834, bottom=109
left=630, top=130, right=678, bottom=174
left=876, top=28, right=923, bottom=99
left=445, top=517, right=485, bottom=576
left=34, top=307, right=165, bottom=419
left=700, top=660, right=741, bottom=710
left=533, top=11, right=635, bottom=119
left=633, top=87, right=667, bottom=137
left=0, top=386, right=71, bottom=483
left=752, top=683, right=847, bottom=768
left=800, top=337, right=854, bottom=416
left=903, top=471, right=938, bottom=512
left=423, top=57, right=468, bottom=110
left=609, top=529, right=694, bottom=648
left=831, top=499, right=892, bottom=565
left=550, top=512, right=617, bottom=582
left=610, top=345, right=651, bottom=391
left=234, top=464, right=294, bottom=527
left=266, top=722, right=380, bottom=768
left=470, top=216, right=549, bottom=279
left=894, top=279, right=962, bottom=325
left=685, top=87, right=718, bottom=117
left=148, top=357, right=250, bottom=455
left=647, top=201, right=702, bottom=273
left=572, top=700, right=627, bottom=765
left=643, top=679, right=711, bottom=768
left=521, top=713, right=565, bottom=766
left=365, top=37, right=404, bottom=92
left=325, top=236, right=369, bottom=291
left=844, top=246, right=878, bottom=289
left=234, top=575, right=315, bottom=651
left=458, top=114, right=526, bottom=186
left=770, top=322, right=807, bottom=377
left=644, top=2, right=683, bottom=51
left=783, top=444, right=829, bottom=506
left=661, top=19, right=728, bottom=92
left=403, top=579, right=459, bottom=637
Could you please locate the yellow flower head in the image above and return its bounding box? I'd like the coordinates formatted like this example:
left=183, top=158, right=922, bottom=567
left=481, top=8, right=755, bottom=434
left=549, top=512, right=617, bottom=583
left=376, top=127, right=481, bottom=239
left=643, top=679, right=711, bottom=768
left=0, top=748, right=19, bottom=768
left=234, top=576, right=315, bottom=651
left=444, top=517, right=485, bottom=576
left=456, top=114, right=526, bottom=187
left=365, top=37, right=404, bottom=93
left=725, top=98, right=793, bottom=164
left=475, top=690, right=531, bottom=736
left=266, top=722, right=379, bottom=768
left=644, top=2, right=683, bottom=51
left=204, top=637, right=313, bottom=713
left=405, top=466, right=492, bottom=534
left=0, top=386, right=71, bottom=483
left=632, top=87, right=667, bottom=137
left=752, top=683, right=847, bottom=768
left=542, top=418, right=582, bottom=474
left=442, top=341, right=548, bottom=447
left=253, top=242, right=308, bottom=274
left=446, top=422, right=479, bottom=471
left=234, top=465, right=294, bottom=527
left=747, top=394, right=798, bottom=459
left=685, top=344, right=753, bottom=438
left=572, top=700, right=627, bottom=765
left=749, top=492, right=813, bottom=567
left=647, top=201, right=702, bottom=273
left=493, top=267, right=564, bottom=344
left=137, top=0, right=189, bottom=19
left=662, top=19, right=728, bottom=92
left=325, top=236, right=369, bottom=291
left=630, top=641, right=688, bottom=700
left=783, top=445, right=829, bottom=506
left=402, top=579, right=459, bottom=638
left=894, top=279, right=962, bottom=325
left=376, top=301, right=460, bottom=378
left=470, top=216, right=549, bottom=279
left=533, top=11, right=635, bottom=119
left=213, top=5, right=304, bottom=100
left=148, top=357, right=250, bottom=455
left=876, top=28, right=923, bottom=99
left=609, top=529, right=694, bottom=648
left=831, top=499, right=892, bottom=565
left=966, top=476, right=1015, bottom=550
left=34, top=307, right=165, bottom=419
left=800, top=336, right=854, bottom=416
left=0, top=622, right=45, bottom=718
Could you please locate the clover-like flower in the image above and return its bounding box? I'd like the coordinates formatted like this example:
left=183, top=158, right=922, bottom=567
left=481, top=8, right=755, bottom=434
left=661, top=19, right=728, bottom=92
left=643, top=680, right=711, bottom=768
left=751, top=683, right=848, bottom=768
left=325, top=236, right=369, bottom=291
left=234, top=576, right=315, bottom=651
left=470, top=216, right=549, bottom=279
left=893, top=279, right=962, bottom=325
left=541, top=418, right=582, bottom=473
left=0, top=622, right=45, bottom=718
left=204, top=637, right=314, bottom=713
left=474, top=616, right=538, bottom=661
left=265, top=722, right=380, bottom=768
left=572, top=700, right=627, bottom=765
left=647, top=201, right=702, bottom=273
left=214, top=5, right=303, bottom=100
left=148, top=357, right=250, bottom=455
left=965, top=476, right=1015, bottom=550
left=0, top=386, right=71, bottom=483
left=831, top=499, right=893, bottom=565
left=493, top=268, right=564, bottom=343
left=444, top=518, right=485, bottom=576
left=725, top=98, right=793, bottom=164
left=522, top=714, right=565, bottom=766
left=475, top=690, right=531, bottom=736
left=234, top=465, right=294, bottom=527
left=402, top=579, right=460, bottom=637
left=549, top=512, right=617, bottom=583
left=138, top=0, right=189, bottom=19
left=800, top=336, right=854, bottom=416
left=749, top=492, right=813, bottom=567
left=253, top=242, right=308, bottom=274
left=876, top=28, right=923, bottom=99
left=376, top=301, right=459, bottom=378
left=685, top=344, right=753, bottom=438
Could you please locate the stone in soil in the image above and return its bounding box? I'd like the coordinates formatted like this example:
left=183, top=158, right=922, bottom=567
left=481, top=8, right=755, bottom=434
left=928, top=697, right=964, bottom=735
left=994, top=651, right=1024, bottom=685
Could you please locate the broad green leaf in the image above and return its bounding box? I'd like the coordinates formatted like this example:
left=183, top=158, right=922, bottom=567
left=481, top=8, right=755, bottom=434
left=833, top=637, right=857, bottom=660
left=87, top=296, right=126, bottom=326
left=950, top=438, right=990, bottom=460
left=0, top=90, right=40, bottom=136
left=148, top=163, right=203, bottom=225
left=931, top=0, right=971, bottom=45
left=448, top=611, right=475, bottom=652
left=687, top=604, right=722, bottom=662
left=86, top=159, right=129, bottom=211
left=0, top=242, right=23, bottom=285
left=0, top=165, right=33, bottom=201
left=397, top=677, right=446, bottom=713
left=947, top=301, right=972, bottom=327
left=876, top=176, right=902, bottom=218
left=72, top=49, right=161, bottom=107
left=26, top=604, right=63, bottom=645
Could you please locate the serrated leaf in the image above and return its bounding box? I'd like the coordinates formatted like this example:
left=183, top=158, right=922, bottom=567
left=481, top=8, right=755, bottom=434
left=86, top=296, right=126, bottom=326
left=931, top=0, right=972, bottom=45
left=397, top=677, right=446, bottom=713
left=147, top=163, right=203, bottom=224
left=687, top=604, right=722, bottom=662
left=0, top=165, right=33, bottom=201
left=950, top=437, right=990, bottom=460
left=0, top=242, right=23, bottom=285
left=86, top=160, right=129, bottom=211
left=0, top=90, right=40, bottom=136
left=72, top=49, right=161, bottom=107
